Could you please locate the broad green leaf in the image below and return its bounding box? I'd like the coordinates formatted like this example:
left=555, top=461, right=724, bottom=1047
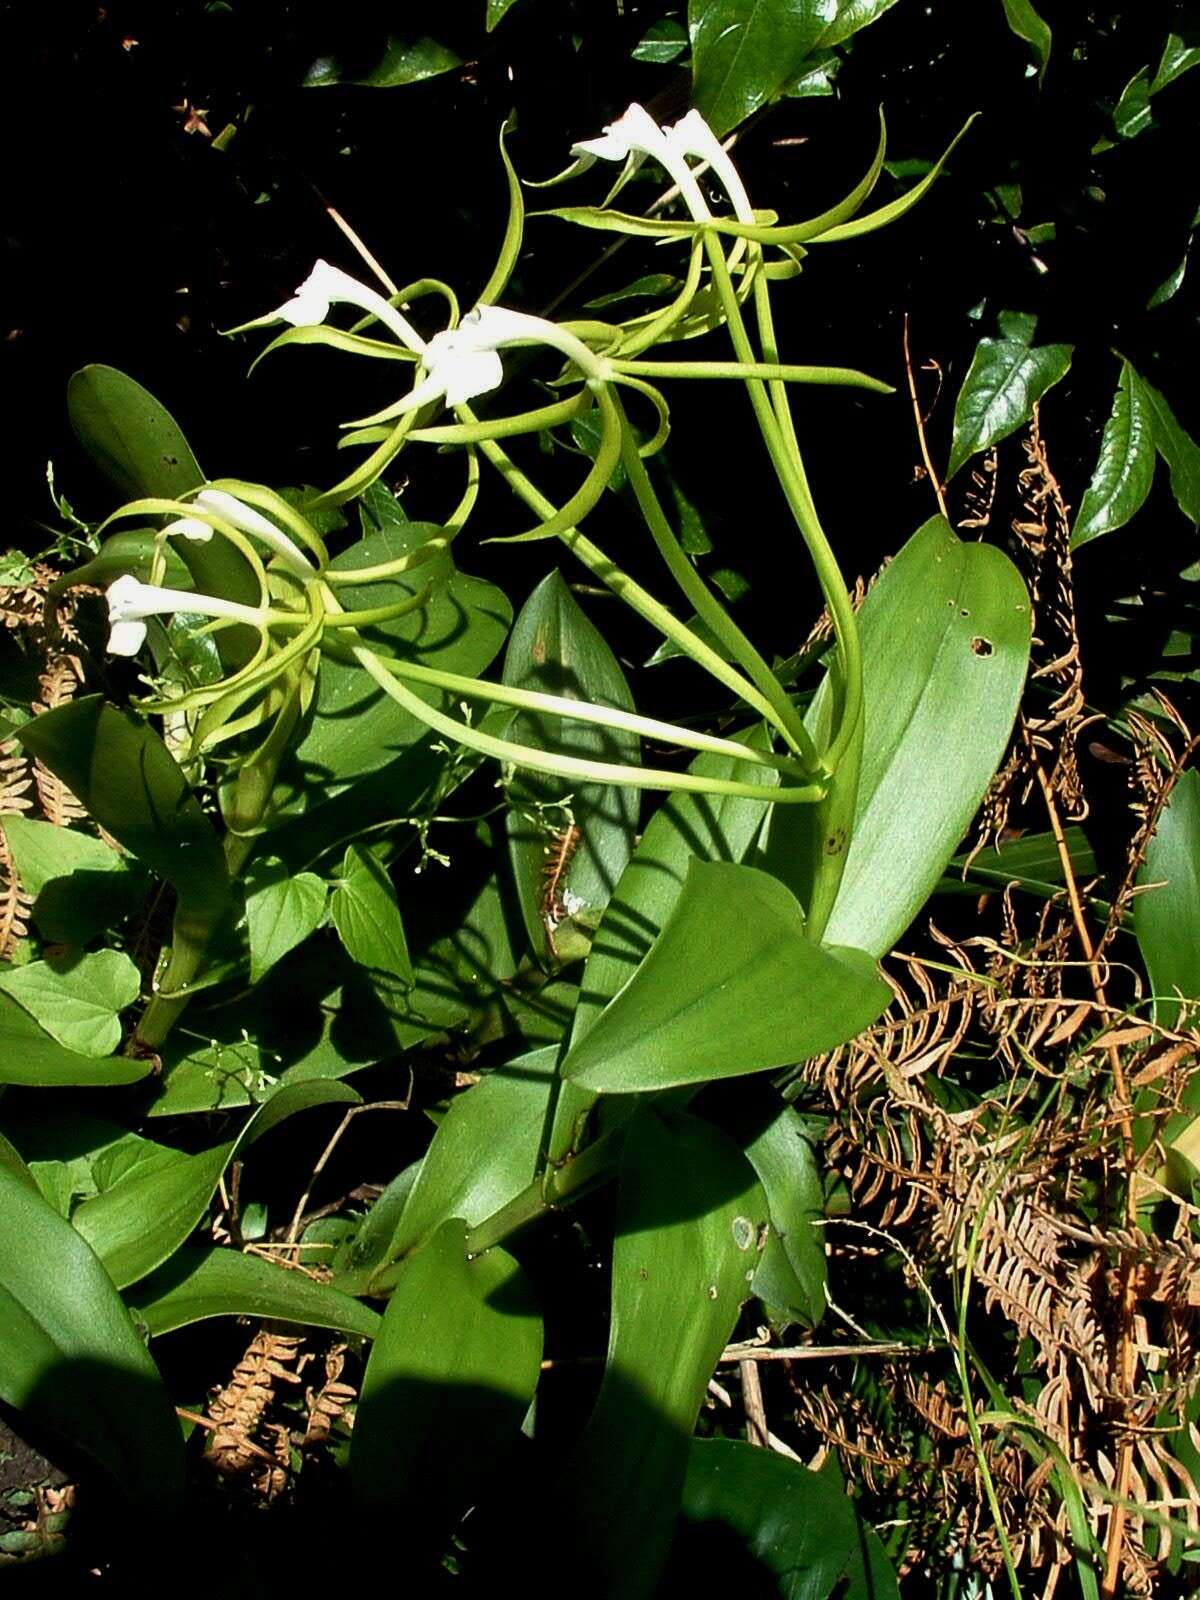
left=351, top=1218, right=542, bottom=1541
left=1071, top=361, right=1156, bottom=547
left=245, top=864, right=327, bottom=984
left=67, top=364, right=202, bottom=502
left=1140, top=376, right=1200, bottom=525
left=1000, top=0, right=1052, bottom=81
left=0, top=949, right=140, bottom=1057
left=336, top=1159, right=422, bottom=1282
left=0, top=1165, right=183, bottom=1509
left=16, top=697, right=232, bottom=936
left=0, top=816, right=146, bottom=944
left=67, top=368, right=257, bottom=666
left=1113, top=66, right=1153, bottom=140
left=555, top=1112, right=767, bottom=1597
left=129, top=1246, right=381, bottom=1339
left=372, top=1047, right=556, bottom=1276
left=689, top=0, right=838, bottom=137
left=502, top=571, right=639, bottom=965
left=562, top=861, right=888, bottom=1093
left=330, top=844, right=413, bottom=983
left=633, top=19, right=689, bottom=62
left=819, top=0, right=900, bottom=48
left=743, top=1105, right=826, bottom=1325
left=668, top=1438, right=900, bottom=1597
left=819, top=517, right=1031, bottom=955
left=275, top=486, right=510, bottom=804
left=947, top=337, right=1073, bottom=478
left=304, top=35, right=461, bottom=88
left=0, top=993, right=150, bottom=1087
left=1135, top=768, right=1200, bottom=1029
left=486, top=0, right=524, bottom=30
left=72, top=1081, right=362, bottom=1289
left=1151, top=33, right=1200, bottom=94
left=569, top=730, right=777, bottom=1049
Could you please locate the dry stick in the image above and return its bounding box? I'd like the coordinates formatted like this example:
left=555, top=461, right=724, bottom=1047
left=902, top=313, right=950, bottom=523
left=285, top=1097, right=411, bottom=1250
left=740, top=1357, right=770, bottom=1448
left=326, top=204, right=400, bottom=297
left=1032, top=757, right=1138, bottom=1598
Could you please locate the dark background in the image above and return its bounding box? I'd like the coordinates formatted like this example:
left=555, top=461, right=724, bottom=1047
left=2, top=0, right=1197, bottom=679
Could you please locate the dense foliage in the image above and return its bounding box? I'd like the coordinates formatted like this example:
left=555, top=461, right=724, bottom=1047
left=0, top=2, right=1198, bottom=1595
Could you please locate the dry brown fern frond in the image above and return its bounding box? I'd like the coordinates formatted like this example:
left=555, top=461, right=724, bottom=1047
left=205, top=1329, right=307, bottom=1501
left=30, top=652, right=88, bottom=827
left=302, top=1344, right=356, bottom=1449
left=971, top=409, right=1090, bottom=860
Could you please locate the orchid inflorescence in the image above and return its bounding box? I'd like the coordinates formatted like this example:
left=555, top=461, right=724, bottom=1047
left=91, top=98, right=963, bottom=922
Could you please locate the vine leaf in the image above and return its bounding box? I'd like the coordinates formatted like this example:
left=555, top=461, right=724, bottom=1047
left=946, top=335, right=1073, bottom=479
left=1071, top=360, right=1156, bottom=548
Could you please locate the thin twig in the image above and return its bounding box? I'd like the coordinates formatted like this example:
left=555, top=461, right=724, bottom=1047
left=285, top=1096, right=411, bottom=1249
left=903, top=313, right=949, bottom=521
left=326, top=205, right=399, bottom=297
left=741, top=1358, right=770, bottom=1448
left=1032, top=757, right=1138, bottom=1598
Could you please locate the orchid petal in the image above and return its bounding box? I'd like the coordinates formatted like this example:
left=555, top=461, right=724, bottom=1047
left=162, top=515, right=213, bottom=543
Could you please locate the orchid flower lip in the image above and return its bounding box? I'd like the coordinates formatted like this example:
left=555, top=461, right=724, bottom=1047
left=103, top=572, right=269, bottom=658
left=250, top=258, right=427, bottom=355
left=162, top=515, right=213, bottom=544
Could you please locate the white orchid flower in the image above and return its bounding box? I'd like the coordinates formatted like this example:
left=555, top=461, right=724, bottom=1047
left=665, top=109, right=755, bottom=225
left=367, top=303, right=610, bottom=424
left=105, top=574, right=272, bottom=659
left=570, top=103, right=710, bottom=220
left=243, top=259, right=425, bottom=354
left=184, top=489, right=317, bottom=581
left=161, top=514, right=213, bottom=543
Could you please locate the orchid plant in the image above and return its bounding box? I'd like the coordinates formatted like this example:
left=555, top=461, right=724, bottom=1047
left=87, top=103, right=969, bottom=1027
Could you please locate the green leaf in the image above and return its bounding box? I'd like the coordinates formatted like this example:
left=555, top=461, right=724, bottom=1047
left=554, top=1112, right=767, bottom=1597
left=277, top=487, right=510, bottom=805
left=1071, top=361, right=1156, bottom=548
left=72, top=1081, right=362, bottom=1289
left=819, top=0, right=900, bottom=49
left=502, top=571, right=639, bottom=964
left=633, top=18, right=689, bottom=62
left=0, top=949, right=140, bottom=1057
left=1150, top=33, right=1200, bottom=95
left=947, top=336, right=1073, bottom=478
left=669, top=1438, right=899, bottom=1597
left=67, top=364, right=202, bottom=502
left=743, top=1105, right=826, bottom=1325
left=0, top=817, right=146, bottom=944
left=689, top=0, right=838, bottom=137
left=1000, top=0, right=1052, bottom=82
left=0, top=1165, right=184, bottom=1509
left=350, top=1218, right=542, bottom=1540
left=942, top=826, right=1094, bottom=897
left=304, top=35, right=461, bottom=89
left=1135, top=768, right=1200, bottom=1029
left=128, top=1246, right=381, bottom=1339
left=0, top=993, right=151, bottom=1087
left=1140, top=376, right=1200, bottom=525
left=820, top=517, right=1031, bottom=956
left=562, top=861, right=888, bottom=1093
left=569, top=732, right=777, bottom=1049
left=330, top=844, right=413, bottom=983
left=584, top=274, right=682, bottom=310
left=486, top=0, right=524, bottom=30
left=244, top=864, right=327, bottom=984
left=16, top=697, right=232, bottom=933
left=373, top=1047, right=556, bottom=1276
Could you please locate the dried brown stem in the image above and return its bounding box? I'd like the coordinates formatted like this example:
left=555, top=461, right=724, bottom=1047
left=903, top=314, right=949, bottom=522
